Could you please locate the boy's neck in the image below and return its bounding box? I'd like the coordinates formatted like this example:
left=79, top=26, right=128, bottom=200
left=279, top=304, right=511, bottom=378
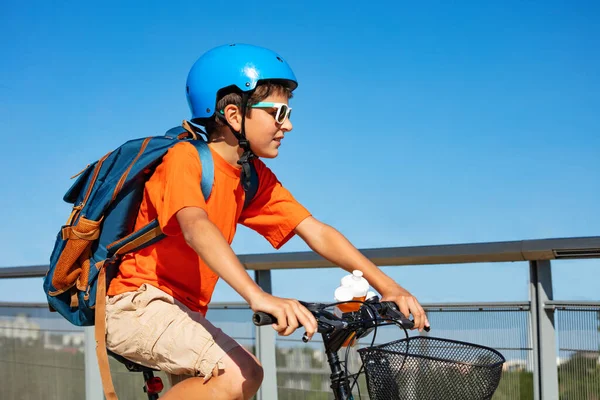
left=207, top=136, right=244, bottom=169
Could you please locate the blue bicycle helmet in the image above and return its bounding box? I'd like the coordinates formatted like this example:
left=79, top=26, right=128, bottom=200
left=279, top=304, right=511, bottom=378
left=186, top=43, right=298, bottom=121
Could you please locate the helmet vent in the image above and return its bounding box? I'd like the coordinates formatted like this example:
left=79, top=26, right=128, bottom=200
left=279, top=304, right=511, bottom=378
left=276, top=56, right=283, bottom=62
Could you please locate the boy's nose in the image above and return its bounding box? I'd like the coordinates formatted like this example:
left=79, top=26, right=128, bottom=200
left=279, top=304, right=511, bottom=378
left=282, top=117, right=293, bottom=132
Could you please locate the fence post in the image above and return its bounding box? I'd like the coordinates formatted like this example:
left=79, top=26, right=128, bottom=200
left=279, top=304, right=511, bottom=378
left=529, top=260, right=559, bottom=400
left=255, top=269, right=278, bottom=400
left=84, top=326, right=104, bottom=400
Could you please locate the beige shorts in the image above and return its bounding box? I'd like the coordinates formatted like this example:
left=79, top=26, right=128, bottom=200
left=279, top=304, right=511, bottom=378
left=105, top=283, right=240, bottom=382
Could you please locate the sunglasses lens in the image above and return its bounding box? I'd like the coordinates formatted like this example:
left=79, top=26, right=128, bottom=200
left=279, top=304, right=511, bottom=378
left=277, top=105, right=288, bottom=124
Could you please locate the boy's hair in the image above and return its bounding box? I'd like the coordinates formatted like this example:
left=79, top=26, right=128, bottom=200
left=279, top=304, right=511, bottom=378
left=202, top=82, right=293, bottom=137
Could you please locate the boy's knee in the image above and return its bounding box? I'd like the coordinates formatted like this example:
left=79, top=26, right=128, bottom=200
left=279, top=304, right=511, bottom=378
left=238, top=352, right=264, bottom=395
left=245, top=358, right=264, bottom=385
left=224, top=348, right=264, bottom=399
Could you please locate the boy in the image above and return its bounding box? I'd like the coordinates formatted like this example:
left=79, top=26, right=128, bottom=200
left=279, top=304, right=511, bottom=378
left=105, top=43, right=429, bottom=400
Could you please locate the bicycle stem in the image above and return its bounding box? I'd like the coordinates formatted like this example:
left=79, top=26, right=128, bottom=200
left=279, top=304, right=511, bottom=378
left=326, top=349, right=353, bottom=400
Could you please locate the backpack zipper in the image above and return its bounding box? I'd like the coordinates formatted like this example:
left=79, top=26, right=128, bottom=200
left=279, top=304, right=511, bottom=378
left=111, top=137, right=152, bottom=202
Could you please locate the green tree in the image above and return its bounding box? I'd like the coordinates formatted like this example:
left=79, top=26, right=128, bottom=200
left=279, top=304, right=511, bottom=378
left=492, top=370, right=534, bottom=400
left=558, top=352, right=600, bottom=400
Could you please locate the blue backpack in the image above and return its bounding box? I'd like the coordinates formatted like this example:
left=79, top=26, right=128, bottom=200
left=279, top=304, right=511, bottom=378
left=43, top=122, right=257, bottom=326
left=43, top=122, right=258, bottom=399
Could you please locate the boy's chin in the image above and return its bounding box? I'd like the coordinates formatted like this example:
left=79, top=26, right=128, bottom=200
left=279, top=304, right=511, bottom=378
left=254, top=149, right=279, bottom=159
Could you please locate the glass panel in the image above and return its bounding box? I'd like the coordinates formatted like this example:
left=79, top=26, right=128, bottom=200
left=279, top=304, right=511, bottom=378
left=555, top=304, right=600, bottom=400
left=0, top=302, right=255, bottom=399
left=0, top=304, right=85, bottom=400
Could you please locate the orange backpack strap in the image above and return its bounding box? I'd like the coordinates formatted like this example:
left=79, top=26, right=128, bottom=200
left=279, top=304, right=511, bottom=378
left=95, top=262, right=118, bottom=400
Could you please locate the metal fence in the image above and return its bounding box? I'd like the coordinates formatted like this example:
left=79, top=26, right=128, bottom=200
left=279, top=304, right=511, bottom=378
left=3, top=301, right=598, bottom=399
left=0, top=302, right=255, bottom=400
left=274, top=302, right=536, bottom=400
left=554, top=304, right=600, bottom=400
left=1, top=236, right=599, bottom=399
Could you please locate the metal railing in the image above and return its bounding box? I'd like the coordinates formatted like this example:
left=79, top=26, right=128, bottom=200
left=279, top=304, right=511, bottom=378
left=1, top=235, right=599, bottom=400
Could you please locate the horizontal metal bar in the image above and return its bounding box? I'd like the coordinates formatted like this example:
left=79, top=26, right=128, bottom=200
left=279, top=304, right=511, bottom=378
left=0, top=300, right=532, bottom=311
left=2, top=236, right=600, bottom=278
left=423, top=301, right=530, bottom=310
left=0, top=265, right=49, bottom=279
left=545, top=300, right=600, bottom=306
left=559, top=348, right=600, bottom=353
left=0, top=302, right=51, bottom=308
left=0, top=301, right=252, bottom=309
left=238, top=236, right=600, bottom=270
left=544, top=300, right=600, bottom=310
left=2, top=237, right=596, bottom=278
left=206, top=302, right=250, bottom=309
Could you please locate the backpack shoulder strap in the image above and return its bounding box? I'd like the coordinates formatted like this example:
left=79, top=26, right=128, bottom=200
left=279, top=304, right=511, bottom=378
left=95, top=265, right=117, bottom=400
left=189, top=139, right=214, bottom=201
left=165, top=123, right=214, bottom=201
left=243, top=161, right=259, bottom=209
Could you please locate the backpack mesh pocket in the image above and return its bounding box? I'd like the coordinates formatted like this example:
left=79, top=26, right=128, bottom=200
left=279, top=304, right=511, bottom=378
left=50, top=216, right=101, bottom=294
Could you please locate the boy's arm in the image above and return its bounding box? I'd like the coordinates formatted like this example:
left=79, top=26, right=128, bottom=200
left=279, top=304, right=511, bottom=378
left=176, top=206, right=317, bottom=338
left=294, top=216, right=430, bottom=331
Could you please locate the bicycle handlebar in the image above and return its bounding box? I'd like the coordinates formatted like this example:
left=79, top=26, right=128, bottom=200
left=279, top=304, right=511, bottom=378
left=252, top=298, right=430, bottom=336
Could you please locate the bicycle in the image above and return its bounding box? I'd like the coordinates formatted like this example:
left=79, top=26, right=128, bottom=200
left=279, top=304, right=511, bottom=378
left=253, top=296, right=506, bottom=400
left=108, top=295, right=505, bottom=399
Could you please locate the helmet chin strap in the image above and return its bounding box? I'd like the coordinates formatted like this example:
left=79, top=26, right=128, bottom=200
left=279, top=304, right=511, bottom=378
left=220, top=92, right=256, bottom=191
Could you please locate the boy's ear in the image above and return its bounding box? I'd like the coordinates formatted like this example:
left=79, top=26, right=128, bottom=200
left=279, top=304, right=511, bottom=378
left=222, top=104, right=242, bottom=132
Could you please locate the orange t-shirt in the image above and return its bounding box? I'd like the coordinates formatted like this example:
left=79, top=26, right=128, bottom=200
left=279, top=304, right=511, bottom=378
left=107, top=142, right=311, bottom=314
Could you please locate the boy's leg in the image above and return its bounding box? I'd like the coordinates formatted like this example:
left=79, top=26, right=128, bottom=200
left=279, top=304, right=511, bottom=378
left=167, top=373, right=192, bottom=387
left=165, top=344, right=263, bottom=390
left=106, top=284, right=263, bottom=400
left=162, top=345, right=263, bottom=400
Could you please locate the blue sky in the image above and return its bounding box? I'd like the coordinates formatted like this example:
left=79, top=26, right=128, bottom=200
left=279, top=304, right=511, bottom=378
left=1, top=1, right=599, bottom=305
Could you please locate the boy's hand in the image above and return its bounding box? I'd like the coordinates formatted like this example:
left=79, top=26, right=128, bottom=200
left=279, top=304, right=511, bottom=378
left=249, top=292, right=318, bottom=339
left=380, top=284, right=430, bottom=332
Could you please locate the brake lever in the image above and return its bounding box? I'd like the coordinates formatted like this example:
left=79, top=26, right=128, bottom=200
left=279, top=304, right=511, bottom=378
left=382, top=301, right=431, bottom=332
left=301, top=312, right=348, bottom=343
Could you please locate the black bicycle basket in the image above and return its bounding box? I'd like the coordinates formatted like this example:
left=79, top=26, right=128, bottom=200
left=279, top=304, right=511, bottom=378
left=357, top=336, right=505, bottom=400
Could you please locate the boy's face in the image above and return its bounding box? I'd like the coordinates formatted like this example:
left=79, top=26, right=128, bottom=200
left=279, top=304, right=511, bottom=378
left=244, top=92, right=293, bottom=159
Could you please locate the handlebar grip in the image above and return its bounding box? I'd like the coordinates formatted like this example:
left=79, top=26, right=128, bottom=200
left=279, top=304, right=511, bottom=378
left=252, top=312, right=277, bottom=326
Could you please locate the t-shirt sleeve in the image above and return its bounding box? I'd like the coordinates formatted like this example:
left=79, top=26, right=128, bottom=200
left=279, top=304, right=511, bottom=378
left=147, top=142, right=208, bottom=236
left=238, top=159, right=311, bottom=249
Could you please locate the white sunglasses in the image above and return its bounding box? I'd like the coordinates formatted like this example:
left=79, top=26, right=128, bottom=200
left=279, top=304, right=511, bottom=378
left=250, top=102, right=292, bottom=124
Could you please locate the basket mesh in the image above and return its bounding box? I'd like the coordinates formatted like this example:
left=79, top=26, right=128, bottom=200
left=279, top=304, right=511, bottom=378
left=357, top=336, right=505, bottom=400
